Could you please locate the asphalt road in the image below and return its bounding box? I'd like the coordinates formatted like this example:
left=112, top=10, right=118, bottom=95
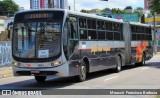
left=0, top=54, right=160, bottom=98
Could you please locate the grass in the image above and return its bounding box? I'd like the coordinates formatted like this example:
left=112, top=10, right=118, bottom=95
left=156, top=95, right=160, bottom=98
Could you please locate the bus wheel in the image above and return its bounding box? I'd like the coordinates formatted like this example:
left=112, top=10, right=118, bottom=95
left=115, top=56, right=122, bottom=72
left=76, top=61, right=87, bottom=82
left=136, top=54, right=146, bottom=66
left=35, top=76, right=46, bottom=82
left=140, top=54, right=146, bottom=66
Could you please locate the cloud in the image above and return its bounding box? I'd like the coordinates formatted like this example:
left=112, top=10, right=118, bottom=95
left=13, top=0, right=144, bottom=11
left=68, top=0, right=144, bottom=11
left=13, top=0, right=30, bottom=10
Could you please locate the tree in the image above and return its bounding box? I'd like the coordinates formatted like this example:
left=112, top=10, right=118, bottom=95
left=150, top=0, right=160, bottom=14
left=111, top=8, right=124, bottom=14
left=124, top=6, right=132, bottom=10
left=100, top=7, right=110, bottom=12
left=147, top=13, right=153, bottom=18
left=134, top=7, right=144, bottom=17
left=0, top=0, right=19, bottom=16
left=80, top=9, right=89, bottom=13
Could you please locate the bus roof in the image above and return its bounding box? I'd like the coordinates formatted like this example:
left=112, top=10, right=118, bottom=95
left=14, top=9, right=66, bottom=15
left=66, top=10, right=151, bottom=27
left=67, top=10, right=124, bottom=23
left=14, top=9, right=151, bottom=27
left=130, top=21, right=151, bottom=27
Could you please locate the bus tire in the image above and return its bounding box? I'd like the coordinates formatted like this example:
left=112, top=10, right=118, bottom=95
left=35, top=76, right=46, bottom=82
left=140, top=54, right=146, bottom=66
left=115, top=56, right=122, bottom=72
left=75, top=61, right=87, bottom=82
left=135, top=54, right=146, bottom=66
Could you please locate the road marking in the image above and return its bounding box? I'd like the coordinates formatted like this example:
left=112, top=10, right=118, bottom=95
left=104, top=76, right=119, bottom=81
left=141, top=67, right=149, bottom=70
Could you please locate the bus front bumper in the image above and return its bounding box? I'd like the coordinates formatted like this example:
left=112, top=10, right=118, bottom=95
left=12, top=62, right=70, bottom=77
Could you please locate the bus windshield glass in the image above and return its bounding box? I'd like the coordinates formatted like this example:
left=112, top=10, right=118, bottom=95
left=13, top=11, right=64, bottom=59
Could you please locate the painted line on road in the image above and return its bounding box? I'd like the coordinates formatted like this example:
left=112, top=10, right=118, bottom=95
left=104, top=76, right=119, bottom=81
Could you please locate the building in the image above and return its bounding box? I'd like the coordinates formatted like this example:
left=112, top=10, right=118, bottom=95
left=144, top=0, right=152, bottom=10
left=0, top=16, right=13, bottom=40
left=0, top=16, right=10, bottom=33
left=0, top=16, right=13, bottom=32
left=86, top=9, right=101, bottom=15
left=30, top=0, right=68, bottom=9
left=30, top=0, right=41, bottom=9
left=19, top=7, right=25, bottom=10
left=124, top=8, right=133, bottom=13
left=145, top=17, right=160, bottom=25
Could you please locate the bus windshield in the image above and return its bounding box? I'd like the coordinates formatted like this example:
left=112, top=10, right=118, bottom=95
left=13, top=20, right=62, bottom=59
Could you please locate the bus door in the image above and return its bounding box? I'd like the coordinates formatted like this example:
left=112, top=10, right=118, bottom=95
left=123, top=22, right=131, bottom=64
left=67, top=17, right=79, bottom=59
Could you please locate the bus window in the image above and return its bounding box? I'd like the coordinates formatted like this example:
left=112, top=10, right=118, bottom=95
left=92, top=20, right=96, bottom=29
left=142, top=34, right=146, bottom=40
left=137, top=34, right=141, bottom=40
left=106, top=31, right=113, bottom=40
left=97, top=21, right=101, bottom=29
left=131, top=26, right=135, bottom=33
left=87, top=19, right=92, bottom=29
left=98, top=31, right=105, bottom=40
left=108, top=22, right=112, bottom=31
left=141, top=27, right=144, bottom=33
left=63, top=23, right=69, bottom=59
left=114, top=32, right=120, bottom=40
left=132, top=34, right=137, bottom=40
left=69, top=16, right=78, bottom=40
left=79, top=18, right=86, bottom=28
left=80, top=30, right=87, bottom=40
left=88, top=30, right=97, bottom=40
left=101, top=22, right=105, bottom=30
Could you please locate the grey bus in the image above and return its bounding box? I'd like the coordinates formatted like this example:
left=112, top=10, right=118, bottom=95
left=12, top=9, right=153, bottom=82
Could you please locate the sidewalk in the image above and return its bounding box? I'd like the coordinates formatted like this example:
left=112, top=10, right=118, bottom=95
left=0, top=65, right=13, bottom=79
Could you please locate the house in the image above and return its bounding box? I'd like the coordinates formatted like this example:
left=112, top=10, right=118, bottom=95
left=0, top=16, right=13, bottom=34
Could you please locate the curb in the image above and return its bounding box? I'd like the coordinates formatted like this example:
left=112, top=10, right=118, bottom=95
left=3, top=73, right=13, bottom=78
left=0, top=66, right=13, bottom=79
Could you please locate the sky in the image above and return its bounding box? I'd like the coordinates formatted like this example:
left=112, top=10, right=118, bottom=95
left=13, top=0, right=144, bottom=11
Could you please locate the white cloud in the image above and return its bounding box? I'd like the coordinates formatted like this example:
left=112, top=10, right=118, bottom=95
left=68, top=0, right=144, bottom=11
left=13, top=0, right=30, bottom=10
left=13, top=0, right=143, bottom=11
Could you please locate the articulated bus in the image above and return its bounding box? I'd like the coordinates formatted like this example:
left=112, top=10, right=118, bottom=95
left=12, top=9, right=153, bottom=82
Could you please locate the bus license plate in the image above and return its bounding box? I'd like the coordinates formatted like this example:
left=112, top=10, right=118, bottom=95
left=31, top=70, right=40, bottom=74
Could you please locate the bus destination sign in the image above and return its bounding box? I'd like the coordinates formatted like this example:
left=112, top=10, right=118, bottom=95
left=24, top=13, right=53, bottom=19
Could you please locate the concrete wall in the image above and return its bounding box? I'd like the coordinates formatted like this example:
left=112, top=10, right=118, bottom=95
left=0, top=41, right=12, bottom=66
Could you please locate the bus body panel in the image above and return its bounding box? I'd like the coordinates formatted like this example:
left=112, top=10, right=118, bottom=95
left=68, top=41, right=125, bottom=73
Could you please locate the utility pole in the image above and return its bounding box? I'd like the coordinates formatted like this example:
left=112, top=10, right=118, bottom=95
left=153, top=12, right=157, bottom=53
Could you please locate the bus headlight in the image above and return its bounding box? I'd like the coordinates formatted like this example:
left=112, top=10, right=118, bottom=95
left=12, top=61, right=18, bottom=67
left=51, top=61, right=61, bottom=67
